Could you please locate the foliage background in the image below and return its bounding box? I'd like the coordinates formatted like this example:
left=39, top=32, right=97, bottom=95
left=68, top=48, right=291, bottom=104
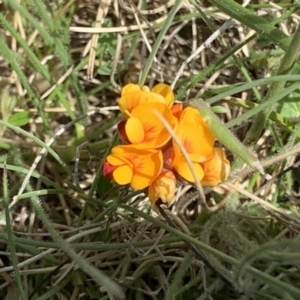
left=1, top=0, right=300, bottom=299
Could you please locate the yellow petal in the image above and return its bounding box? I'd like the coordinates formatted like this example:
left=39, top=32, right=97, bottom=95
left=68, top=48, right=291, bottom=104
left=121, top=84, right=141, bottom=96
left=113, top=164, right=133, bottom=185
left=125, top=117, right=145, bottom=144
left=141, top=85, right=150, bottom=92
left=141, top=91, right=166, bottom=104
left=201, top=147, right=230, bottom=186
left=151, top=83, right=174, bottom=107
left=173, top=158, right=204, bottom=183
left=148, top=170, right=176, bottom=207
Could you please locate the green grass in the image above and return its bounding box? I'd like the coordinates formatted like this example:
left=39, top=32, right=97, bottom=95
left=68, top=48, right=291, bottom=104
left=1, top=0, right=300, bottom=299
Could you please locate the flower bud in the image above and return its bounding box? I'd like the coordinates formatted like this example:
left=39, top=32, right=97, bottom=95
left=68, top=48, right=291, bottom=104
left=148, top=170, right=176, bottom=208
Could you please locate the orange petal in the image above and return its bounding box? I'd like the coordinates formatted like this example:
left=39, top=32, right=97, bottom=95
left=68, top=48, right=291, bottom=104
left=201, top=147, right=230, bottom=186
left=113, top=164, right=133, bottom=185
left=110, top=145, right=130, bottom=157
left=171, top=137, right=182, bottom=169
left=102, top=161, right=116, bottom=178
left=175, top=107, right=215, bottom=162
left=108, top=145, right=163, bottom=190
left=171, top=103, right=183, bottom=119
left=151, top=83, right=174, bottom=107
left=162, top=146, right=175, bottom=169
left=131, top=149, right=163, bottom=189
left=106, top=154, right=128, bottom=166
left=173, top=158, right=204, bottom=183
left=118, top=91, right=147, bottom=117
left=125, top=117, right=145, bottom=144
left=129, top=102, right=178, bottom=149
left=118, top=91, right=165, bottom=117
left=117, top=120, right=128, bottom=143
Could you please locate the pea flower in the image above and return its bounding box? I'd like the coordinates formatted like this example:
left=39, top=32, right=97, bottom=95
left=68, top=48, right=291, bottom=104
left=201, top=147, right=230, bottom=186
left=118, top=83, right=174, bottom=117
left=103, top=81, right=231, bottom=211
left=148, top=170, right=176, bottom=208
left=172, top=107, right=215, bottom=183
left=118, top=102, right=178, bottom=149
left=103, top=145, right=163, bottom=190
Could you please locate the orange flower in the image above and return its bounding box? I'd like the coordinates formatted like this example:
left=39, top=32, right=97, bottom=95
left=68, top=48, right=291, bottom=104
left=172, top=107, right=215, bottom=182
left=118, top=83, right=174, bottom=117
left=201, top=147, right=230, bottom=186
left=148, top=170, right=176, bottom=207
left=119, top=102, right=177, bottom=149
left=103, top=145, right=163, bottom=190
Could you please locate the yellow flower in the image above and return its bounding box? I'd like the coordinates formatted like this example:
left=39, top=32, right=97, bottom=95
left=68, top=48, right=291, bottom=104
left=148, top=170, right=176, bottom=207
left=201, top=147, right=230, bottom=186
left=118, top=83, right=174, bottom=117
left=103, top=145, right=163, bottom=190
left=150, top=83, right=174, bottom=107
left=172, top=107, right=215, bottom=182
left=119, top=102, right=177, bottom=149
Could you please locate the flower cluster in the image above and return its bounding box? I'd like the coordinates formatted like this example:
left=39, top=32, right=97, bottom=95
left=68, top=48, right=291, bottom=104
left=103, top=83, right=230, bottom=208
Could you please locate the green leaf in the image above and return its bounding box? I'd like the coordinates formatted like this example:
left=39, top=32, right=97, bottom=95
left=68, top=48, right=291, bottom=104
left=98, top=62, right=112, bottom=75
left=96, top=176, right=115, bottom=197
left=0, top=91, right=17, bottom=121
left=0, top=142, right=11, bottom=150
left=8, top=111, right=31, bottom=126
left=277, top=90, right=300, bottom=118
left=71, top=270, right=85, bottom=286
left=211, top=105, right=229, bottom=114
